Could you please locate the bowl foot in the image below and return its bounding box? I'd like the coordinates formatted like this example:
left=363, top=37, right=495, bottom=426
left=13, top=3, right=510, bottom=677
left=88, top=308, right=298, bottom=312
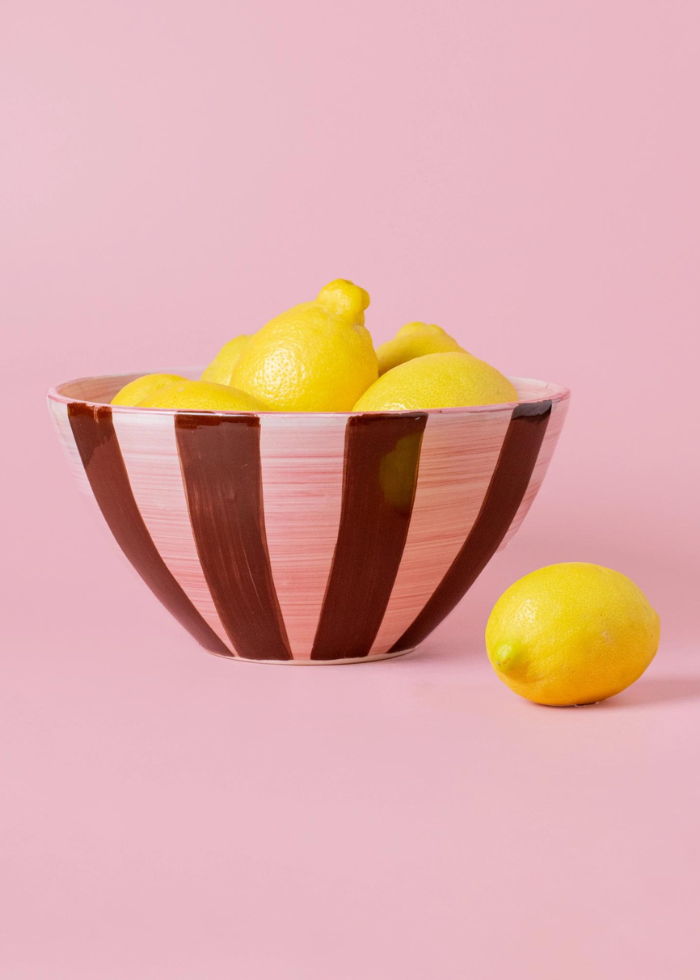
left=208, top=647, right=416, bottom=665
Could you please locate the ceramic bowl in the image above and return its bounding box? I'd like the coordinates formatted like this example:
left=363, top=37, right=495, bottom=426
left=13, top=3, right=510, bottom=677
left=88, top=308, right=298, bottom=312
left=47, top=370, right=569, bottom=664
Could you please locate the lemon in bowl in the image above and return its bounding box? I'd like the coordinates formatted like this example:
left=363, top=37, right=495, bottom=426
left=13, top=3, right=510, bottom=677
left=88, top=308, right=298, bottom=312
left=110, top=372, right=187, bottom=407
left=200, top=336, right=251, bottom=386
left=376, top=322, right=465, bottom=375
left=231, top=279, right=378, bottom=412
left=136, top=379, right=267, bottom=412
left=354, top=351, right=518, bottom=412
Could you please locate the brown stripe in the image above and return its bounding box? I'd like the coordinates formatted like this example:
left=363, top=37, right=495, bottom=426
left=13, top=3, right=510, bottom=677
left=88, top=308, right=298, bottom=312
left=174, top=413, right=292, bottom=661
left=67, top=403, right=233, bottom=657
left=390, top=400, right=552, bottom=652
left=311, top=413, right=427, bottom=661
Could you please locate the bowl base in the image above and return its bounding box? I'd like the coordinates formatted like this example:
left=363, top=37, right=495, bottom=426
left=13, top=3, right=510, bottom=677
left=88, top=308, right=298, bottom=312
left=209, top=647, right=416, bottom=665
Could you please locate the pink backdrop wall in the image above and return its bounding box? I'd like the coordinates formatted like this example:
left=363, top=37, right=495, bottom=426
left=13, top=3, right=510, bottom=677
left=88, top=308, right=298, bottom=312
left=1, top=1, right=699, bottom=978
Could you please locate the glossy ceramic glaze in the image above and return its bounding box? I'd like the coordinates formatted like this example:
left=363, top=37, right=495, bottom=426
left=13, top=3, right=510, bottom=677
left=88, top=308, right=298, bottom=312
left=47, top=370, right=569, bottom=664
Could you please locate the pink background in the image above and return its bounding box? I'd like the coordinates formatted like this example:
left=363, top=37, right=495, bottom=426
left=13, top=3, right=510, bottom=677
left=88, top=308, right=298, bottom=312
left=1, top=1, right=699, bottom=977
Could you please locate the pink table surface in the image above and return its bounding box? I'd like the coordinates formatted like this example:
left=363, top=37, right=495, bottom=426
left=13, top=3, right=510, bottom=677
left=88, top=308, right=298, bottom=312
left=1, top=434, right=698, bottom=979
left=2, top=0, right=699, bottom=975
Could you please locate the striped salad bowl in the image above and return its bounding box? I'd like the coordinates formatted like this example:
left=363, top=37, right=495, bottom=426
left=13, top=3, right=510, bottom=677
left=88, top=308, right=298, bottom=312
left=48, top=370, right=569, bottom=664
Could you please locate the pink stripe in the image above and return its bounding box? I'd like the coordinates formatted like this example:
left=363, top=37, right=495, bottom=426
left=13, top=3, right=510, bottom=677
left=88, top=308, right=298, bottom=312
left=48, top=399, right=92, bottom=496
left=48, top=399, right=122, bottom=544
left=111, top=410, right=236, bottom=656
left=259, top=415, right=347, bottom=660
left=497, top=396, right=570, bottom=551
left=371, top=408, right=513, bottom=655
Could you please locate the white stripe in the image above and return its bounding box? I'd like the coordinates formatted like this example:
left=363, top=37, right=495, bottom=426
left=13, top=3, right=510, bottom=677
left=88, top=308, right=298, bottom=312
left=371, top=408, right=513, bottom=654
left=259, top=414, right=347, bottom=660
left=498, top=397, right=569, bottom=552
left=112, top=410, right=236, bottom=655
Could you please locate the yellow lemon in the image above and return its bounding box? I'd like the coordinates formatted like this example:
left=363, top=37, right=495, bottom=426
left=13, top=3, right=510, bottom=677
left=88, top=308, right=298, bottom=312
left=231, top=279, right=377, bottom=411
left=353, top=351, right=517, bottom=411
left=111, top=373, right=186, bottom=407
left=201, top=335, right=251, bottom=385
left=486, top=563, right=661, bottom=706
left=138, top=380, right=268, bottom=412
left=377, top=322, right=464, bottom=375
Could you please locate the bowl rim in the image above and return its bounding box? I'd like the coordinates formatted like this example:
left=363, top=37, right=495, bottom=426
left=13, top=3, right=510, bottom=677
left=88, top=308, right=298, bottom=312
left=47, top=368, right=570, bottom=418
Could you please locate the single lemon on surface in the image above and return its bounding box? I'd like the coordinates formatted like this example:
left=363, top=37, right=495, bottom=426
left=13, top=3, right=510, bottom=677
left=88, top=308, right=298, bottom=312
left=111, top=373, right=186, bottom=407
left=138, top=380, right=268, bottom=412
left=353, top=351, right=517, bottom=412
left=486, top=563, right=661, bottom=706
left=231, top=279, right=378, bottom=412
left=201, top=335, right=251, bottom=386
left=377, top=322, right=465, bottom=375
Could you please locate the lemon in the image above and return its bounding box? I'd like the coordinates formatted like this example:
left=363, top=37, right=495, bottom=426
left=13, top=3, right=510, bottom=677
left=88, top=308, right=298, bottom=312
left=201, top=335, right=251, bottom=385
left=231, top=279, right=377, bottom=412
left=111, top=373, right=186, bottom=407
left=353, top=351, right=517, bottom=411
left=486, top=563, right=661, bottom=706
left=377, top=322, right=464, bottom=375
left=138, top=380, right=268, bottom=412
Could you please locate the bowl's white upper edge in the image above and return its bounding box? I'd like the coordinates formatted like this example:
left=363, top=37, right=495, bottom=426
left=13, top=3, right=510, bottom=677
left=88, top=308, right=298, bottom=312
left=46, top=368, right=571, bottom=417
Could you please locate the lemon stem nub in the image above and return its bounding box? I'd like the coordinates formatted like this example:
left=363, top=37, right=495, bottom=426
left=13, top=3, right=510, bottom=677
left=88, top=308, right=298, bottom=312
left=495, top=643, right=522, bottom=675
left=316, top=279, right=370, bottom=321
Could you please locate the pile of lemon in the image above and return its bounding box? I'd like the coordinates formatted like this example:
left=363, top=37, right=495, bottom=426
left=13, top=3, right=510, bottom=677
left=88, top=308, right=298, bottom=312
left=112, top=278, right=518, bottom=413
